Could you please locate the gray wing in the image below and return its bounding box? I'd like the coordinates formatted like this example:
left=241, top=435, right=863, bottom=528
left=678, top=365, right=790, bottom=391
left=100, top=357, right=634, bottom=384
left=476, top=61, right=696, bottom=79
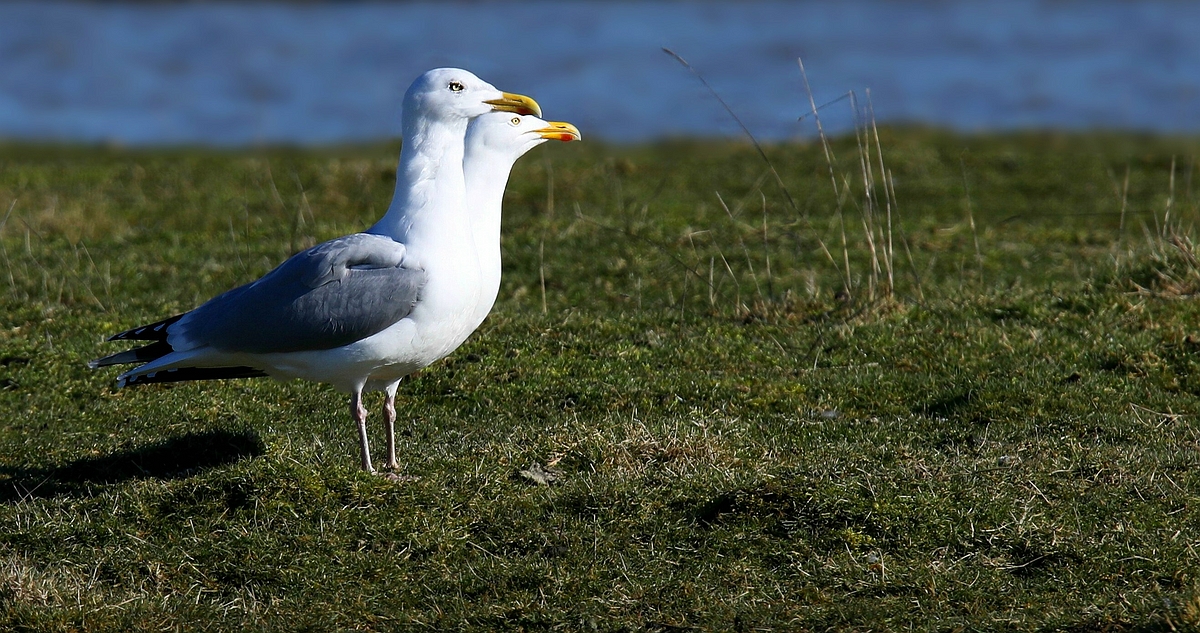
left=178, top=233, right=426, bottom=354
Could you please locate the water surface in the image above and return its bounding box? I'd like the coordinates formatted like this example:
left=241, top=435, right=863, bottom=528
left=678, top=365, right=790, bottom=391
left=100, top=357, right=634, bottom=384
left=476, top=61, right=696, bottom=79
left=2, top=1, right=1197, bottom=145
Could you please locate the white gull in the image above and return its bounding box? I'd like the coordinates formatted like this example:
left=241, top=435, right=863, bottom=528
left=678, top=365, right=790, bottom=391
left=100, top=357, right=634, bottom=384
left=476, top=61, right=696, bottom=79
left=462, top=111, right=582, bottom=331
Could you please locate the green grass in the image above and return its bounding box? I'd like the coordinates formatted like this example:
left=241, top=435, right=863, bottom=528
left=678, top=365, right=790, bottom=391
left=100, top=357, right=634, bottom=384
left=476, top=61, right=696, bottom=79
left=2, top=129, right=1200, bottom=631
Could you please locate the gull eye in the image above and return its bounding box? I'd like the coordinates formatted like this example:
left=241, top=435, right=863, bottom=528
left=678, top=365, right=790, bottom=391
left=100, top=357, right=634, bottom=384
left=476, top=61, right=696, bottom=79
left=510, top=117, right=521, bottom=126
left=448, top=80, right=465, bottom=93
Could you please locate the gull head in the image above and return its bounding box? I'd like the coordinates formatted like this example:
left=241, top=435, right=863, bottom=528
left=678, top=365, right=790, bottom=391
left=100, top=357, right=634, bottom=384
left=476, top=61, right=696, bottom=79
left=403, top=68, right=542, bottom=127
left=466, top=112, right=582, bottom=160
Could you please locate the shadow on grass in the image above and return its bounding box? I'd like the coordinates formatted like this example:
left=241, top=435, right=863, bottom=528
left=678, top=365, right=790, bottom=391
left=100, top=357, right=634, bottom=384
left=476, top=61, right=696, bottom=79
left=0, top=428, right=265, bottom=503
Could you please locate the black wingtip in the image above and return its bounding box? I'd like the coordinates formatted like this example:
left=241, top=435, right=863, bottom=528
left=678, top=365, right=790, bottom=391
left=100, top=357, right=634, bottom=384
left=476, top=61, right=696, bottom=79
left=107, top=314, right=185, bottom=342
left=90, top=340, right=174, bottom=369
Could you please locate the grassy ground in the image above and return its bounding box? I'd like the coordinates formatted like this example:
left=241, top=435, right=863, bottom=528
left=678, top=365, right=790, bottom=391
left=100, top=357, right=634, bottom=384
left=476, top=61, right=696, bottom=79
left=1, top=129, right=1200, bottom=631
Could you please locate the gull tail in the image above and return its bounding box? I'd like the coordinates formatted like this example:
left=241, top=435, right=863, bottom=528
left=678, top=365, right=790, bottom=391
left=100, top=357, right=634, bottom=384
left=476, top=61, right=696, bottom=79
left=93, top=316, right=268, bottom=387
left=117, top=366, right=268, bottom=388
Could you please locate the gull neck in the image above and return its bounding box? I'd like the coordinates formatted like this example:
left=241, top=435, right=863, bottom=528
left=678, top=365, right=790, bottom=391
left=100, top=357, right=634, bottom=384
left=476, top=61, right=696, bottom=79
left=368, top=116, right=470, bottom=242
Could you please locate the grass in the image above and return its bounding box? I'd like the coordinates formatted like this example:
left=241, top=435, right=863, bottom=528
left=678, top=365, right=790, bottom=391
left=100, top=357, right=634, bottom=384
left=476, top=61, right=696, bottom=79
left=1, top=128, right=1200, bottom=630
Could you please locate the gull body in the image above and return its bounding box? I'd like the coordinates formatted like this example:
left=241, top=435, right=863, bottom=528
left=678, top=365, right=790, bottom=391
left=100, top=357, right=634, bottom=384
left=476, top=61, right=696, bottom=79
left=92, top=68, right=559, bottom=474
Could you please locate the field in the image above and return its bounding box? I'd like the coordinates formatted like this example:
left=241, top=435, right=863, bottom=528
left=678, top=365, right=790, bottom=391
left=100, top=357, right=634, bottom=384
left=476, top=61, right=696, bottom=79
left=1, top=128, right=1200, bottom=631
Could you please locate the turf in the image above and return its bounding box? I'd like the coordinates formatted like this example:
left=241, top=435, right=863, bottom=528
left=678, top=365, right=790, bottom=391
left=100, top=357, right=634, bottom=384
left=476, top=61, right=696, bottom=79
left=1, top=129, right=1200, bottom=631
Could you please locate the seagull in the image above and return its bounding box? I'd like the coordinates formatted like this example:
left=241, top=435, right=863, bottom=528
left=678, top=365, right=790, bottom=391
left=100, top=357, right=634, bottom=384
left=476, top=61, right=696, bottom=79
left=91, top=68, right=577, bottom=475
left=462, top=111, right=582, bottom=331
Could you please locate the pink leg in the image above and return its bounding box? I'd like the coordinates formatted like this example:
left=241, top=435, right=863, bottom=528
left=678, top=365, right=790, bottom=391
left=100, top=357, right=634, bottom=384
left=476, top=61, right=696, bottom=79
left=384, top=382, right=399, bottom=471
left=351, top=388, right=373, bottom=473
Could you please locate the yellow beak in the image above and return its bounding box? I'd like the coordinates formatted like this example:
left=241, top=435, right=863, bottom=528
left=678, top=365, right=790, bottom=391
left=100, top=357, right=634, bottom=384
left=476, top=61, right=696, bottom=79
left=485, top=92, right=542, bottom=117
left=536, top=121, right=582, bottom=142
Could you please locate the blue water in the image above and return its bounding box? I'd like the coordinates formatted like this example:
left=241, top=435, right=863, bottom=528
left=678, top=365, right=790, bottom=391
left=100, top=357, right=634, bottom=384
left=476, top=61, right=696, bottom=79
left=2, top=1, right=1198, bottom=145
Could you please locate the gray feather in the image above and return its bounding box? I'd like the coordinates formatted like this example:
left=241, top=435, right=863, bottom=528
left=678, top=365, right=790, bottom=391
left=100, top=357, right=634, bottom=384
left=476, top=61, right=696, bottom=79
left=181, top=233, right=426, bottom=354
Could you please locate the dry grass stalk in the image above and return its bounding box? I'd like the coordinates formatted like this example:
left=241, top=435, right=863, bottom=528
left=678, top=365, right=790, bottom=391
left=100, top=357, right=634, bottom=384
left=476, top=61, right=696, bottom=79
left=798, top=57, right=853, bottom=297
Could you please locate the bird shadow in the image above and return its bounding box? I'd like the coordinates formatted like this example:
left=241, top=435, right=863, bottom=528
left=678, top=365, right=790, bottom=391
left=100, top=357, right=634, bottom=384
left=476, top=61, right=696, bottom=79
left=0, top=428, right=266, bottom=503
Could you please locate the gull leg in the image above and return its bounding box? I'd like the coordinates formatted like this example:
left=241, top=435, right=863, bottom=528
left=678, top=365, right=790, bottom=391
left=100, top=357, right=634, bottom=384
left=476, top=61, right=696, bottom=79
left=351, top=387, right=373, bottom=473
left=383, top=381, right=400, bottom=471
